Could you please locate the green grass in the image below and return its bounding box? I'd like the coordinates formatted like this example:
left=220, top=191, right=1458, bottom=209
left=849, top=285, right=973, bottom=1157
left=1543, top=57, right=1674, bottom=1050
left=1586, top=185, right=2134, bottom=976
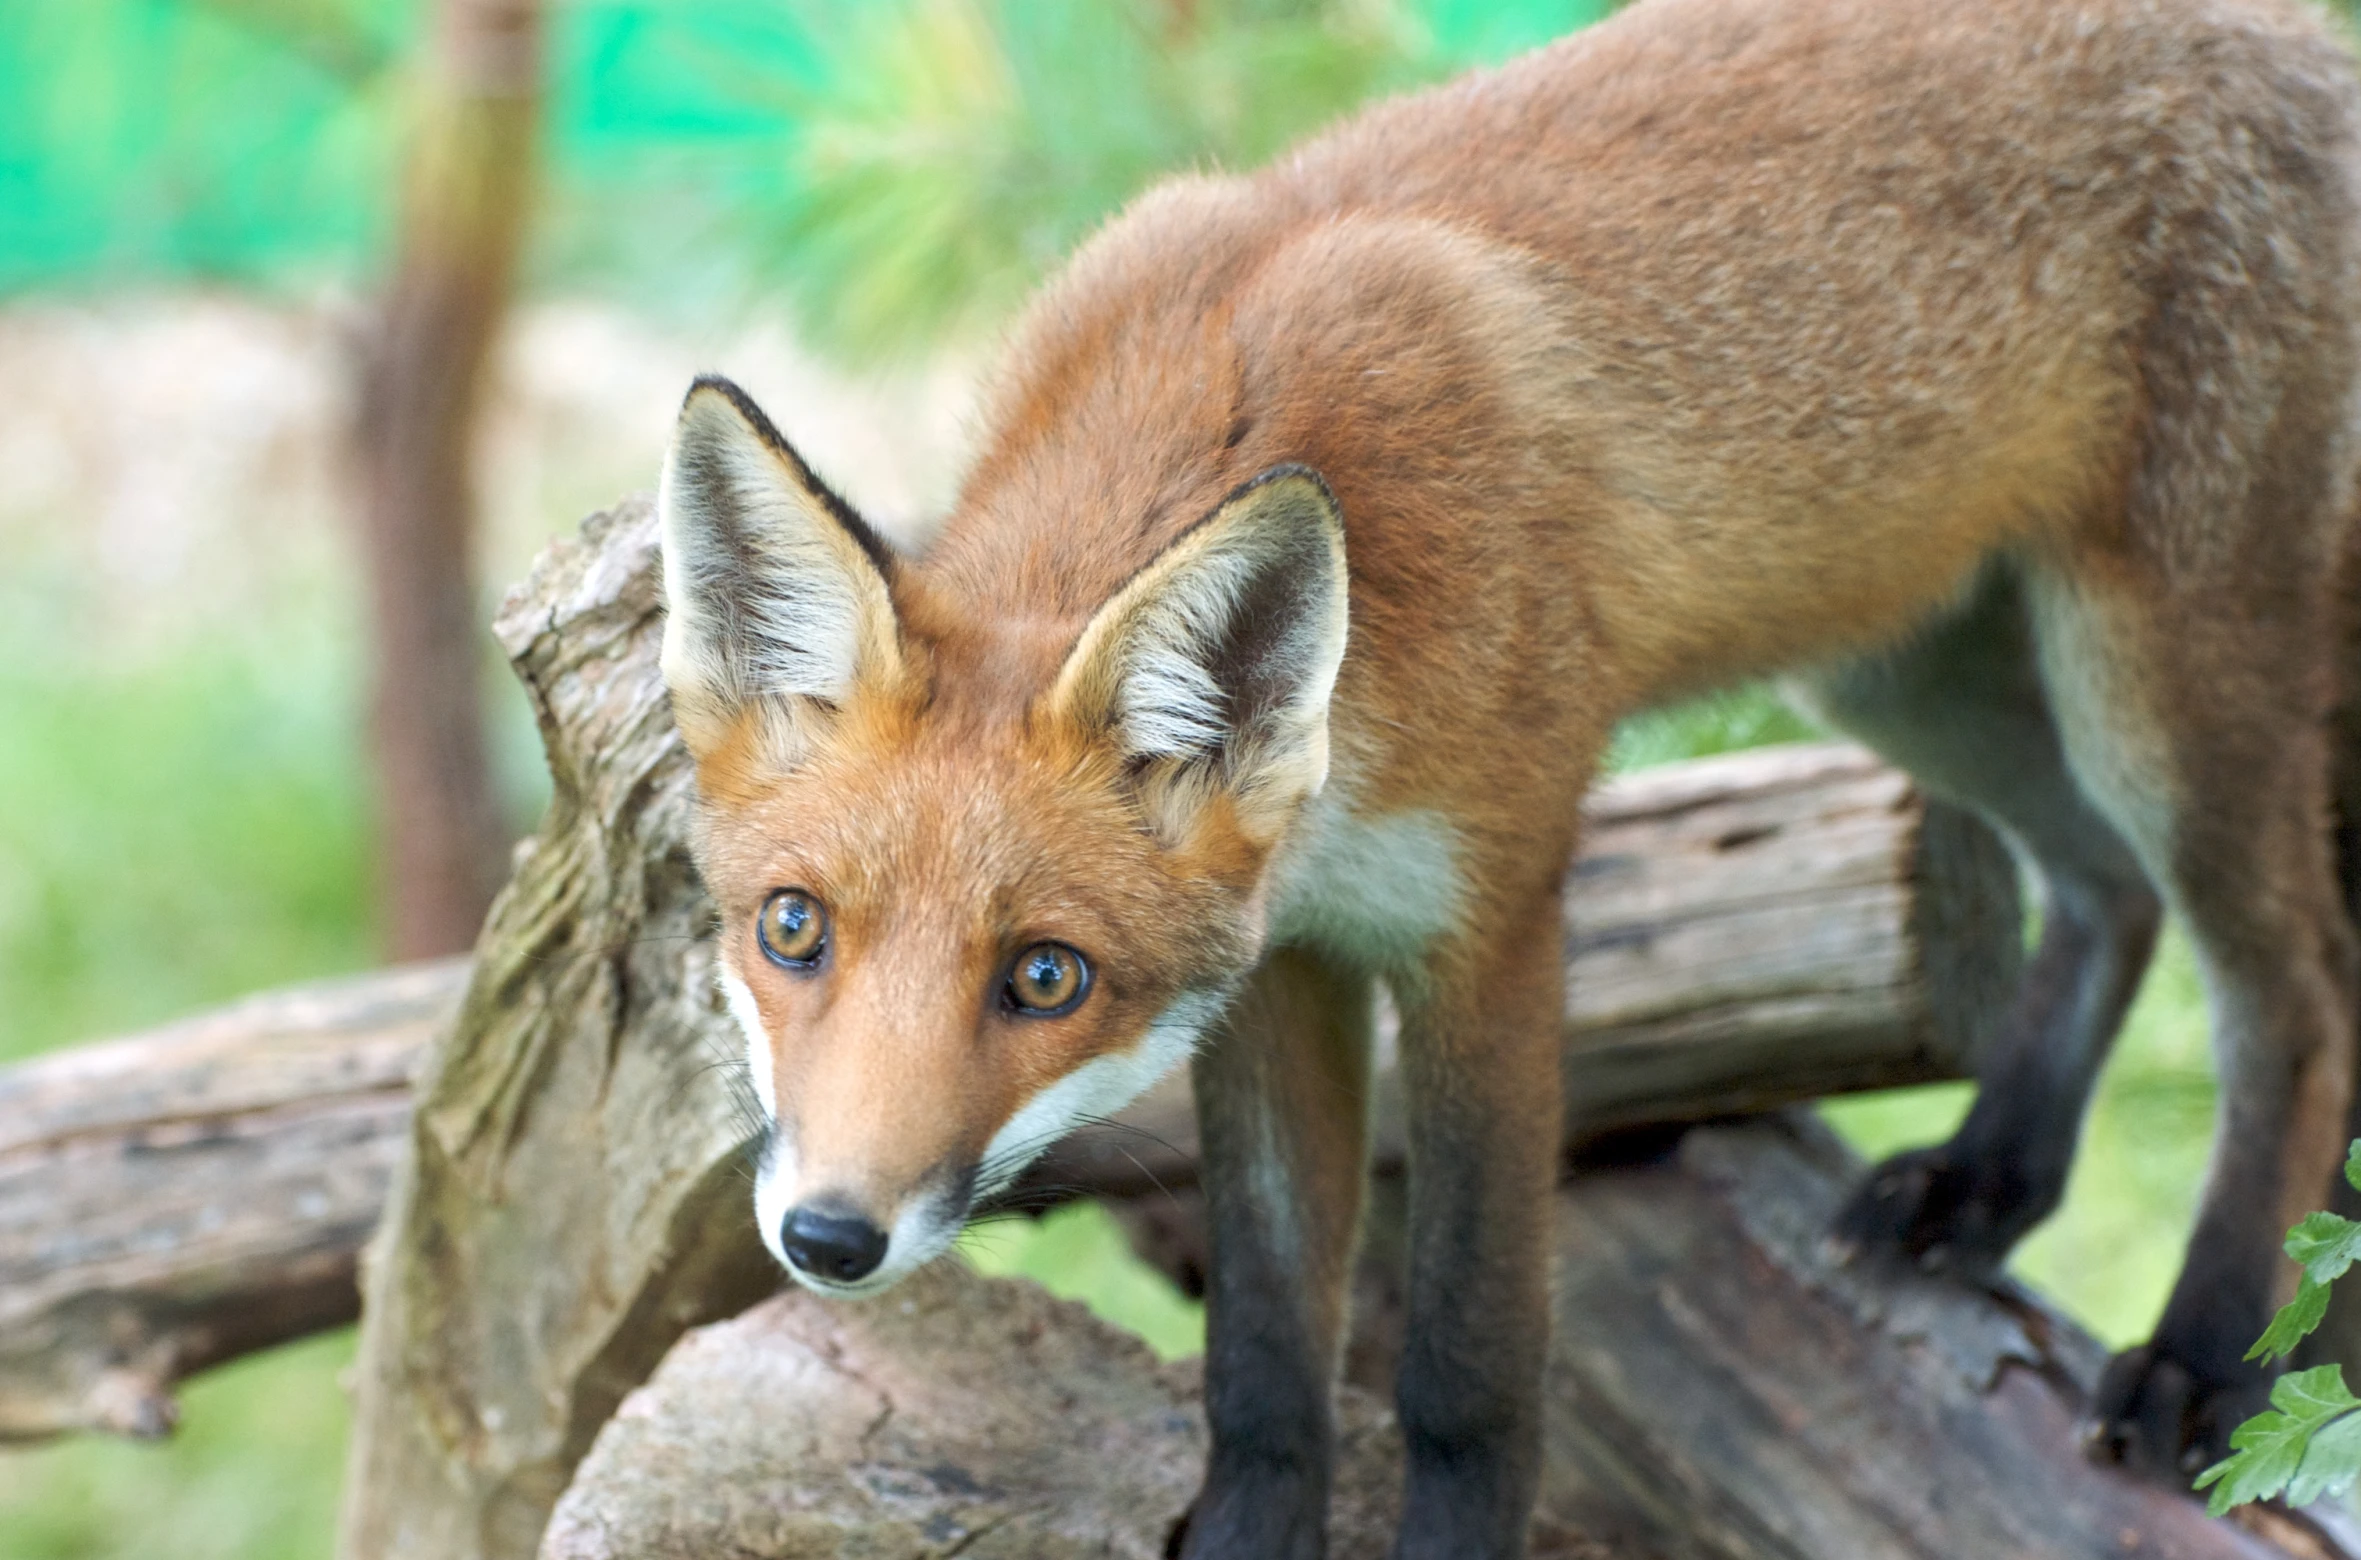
left=1608, top=684, right=1824, bottom=773
left=0, top=627, right=374, bottom=1062
left=959, top=1201, right=1208, bottom=1360
left=0, top=1332, right=355, bottom=1560
left=0, top=604, right=375, bottom=1557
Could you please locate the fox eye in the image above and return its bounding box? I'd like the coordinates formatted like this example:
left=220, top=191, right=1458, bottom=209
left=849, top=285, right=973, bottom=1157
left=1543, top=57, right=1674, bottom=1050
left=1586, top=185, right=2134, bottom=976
left=1004, top=943, right=1089, bottom=1016
left=758, top=889, right=828, bottom=968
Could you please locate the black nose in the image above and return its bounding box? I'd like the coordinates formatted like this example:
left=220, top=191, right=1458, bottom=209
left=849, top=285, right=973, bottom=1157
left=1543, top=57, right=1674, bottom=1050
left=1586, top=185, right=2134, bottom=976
left=781, top=1205, right=889, bottom=1283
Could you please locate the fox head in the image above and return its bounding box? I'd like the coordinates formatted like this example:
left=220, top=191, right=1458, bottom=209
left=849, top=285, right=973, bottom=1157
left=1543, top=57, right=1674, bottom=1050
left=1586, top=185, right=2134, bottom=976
left=658, top=376, right=1349, bottom=1294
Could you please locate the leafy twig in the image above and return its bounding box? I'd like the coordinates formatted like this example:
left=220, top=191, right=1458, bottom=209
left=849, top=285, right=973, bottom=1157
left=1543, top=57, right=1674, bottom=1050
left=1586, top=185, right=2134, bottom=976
left=2193, top=1141, right=2361, bottom=1514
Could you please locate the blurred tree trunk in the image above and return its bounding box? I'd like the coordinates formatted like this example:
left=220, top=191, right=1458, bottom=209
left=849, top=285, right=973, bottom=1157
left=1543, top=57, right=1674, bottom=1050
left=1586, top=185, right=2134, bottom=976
left=354, top=0, right=540, bottom=959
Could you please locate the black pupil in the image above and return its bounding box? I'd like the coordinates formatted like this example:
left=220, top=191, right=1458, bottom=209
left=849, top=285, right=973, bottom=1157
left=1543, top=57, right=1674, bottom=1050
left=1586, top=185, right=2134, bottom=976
left=1021, top=949, right=1070, bottom=1005
left=777, top=899, right=808, bottom=940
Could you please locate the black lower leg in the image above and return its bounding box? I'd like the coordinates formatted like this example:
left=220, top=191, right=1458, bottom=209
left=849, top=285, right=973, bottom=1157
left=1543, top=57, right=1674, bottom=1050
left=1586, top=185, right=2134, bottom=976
left=2092, top=878, right=2356, bottom=1477
left=2090, top=1124, right=2285, bottom=1477
left=1185, top=1243, right=1334, bottom=1559
left=1834, top=865, right=2159, bottom=1277
left=1392, top=1154, right=1549, bottom=1560
left=1390, top=915, right=1562, bottom=1560
left=2296, top=810, right=2361, bottom=1375
left=1180, top=953, right=1370, bottom=1560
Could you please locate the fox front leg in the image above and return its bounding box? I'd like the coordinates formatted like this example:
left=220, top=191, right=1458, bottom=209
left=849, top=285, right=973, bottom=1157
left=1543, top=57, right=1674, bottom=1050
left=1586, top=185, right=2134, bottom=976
left=1388, top=889, right=1566, bottom=1559
left=1182, top=948, right=1375, bottom=1560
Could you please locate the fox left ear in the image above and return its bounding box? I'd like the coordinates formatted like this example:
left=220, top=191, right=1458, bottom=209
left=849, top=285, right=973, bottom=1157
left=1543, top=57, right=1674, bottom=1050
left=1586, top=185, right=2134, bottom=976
left=658, top=376, right=907, bottom=769
left=1048, top=466, right=1350, bottom=844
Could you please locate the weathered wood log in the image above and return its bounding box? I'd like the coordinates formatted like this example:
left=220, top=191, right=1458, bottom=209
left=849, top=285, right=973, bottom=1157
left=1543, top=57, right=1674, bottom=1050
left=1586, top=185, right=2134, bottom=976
left=0, top=734, right=2001, bottom=1449
left=533, top=1260, right=1464, bottom=1560
left=541, top=1118, right=2356, bottom=1560
left=298, top=496, right=2007, bottom=1557
left=0, top=960, right=465, bottom=1442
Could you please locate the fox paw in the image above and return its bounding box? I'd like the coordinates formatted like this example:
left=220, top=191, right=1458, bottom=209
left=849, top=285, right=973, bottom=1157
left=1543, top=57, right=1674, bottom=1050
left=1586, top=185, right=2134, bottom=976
left=2084, top=1343, right=2267, bottom=1482
left=1824, top=1145, right=2033, bottom=1280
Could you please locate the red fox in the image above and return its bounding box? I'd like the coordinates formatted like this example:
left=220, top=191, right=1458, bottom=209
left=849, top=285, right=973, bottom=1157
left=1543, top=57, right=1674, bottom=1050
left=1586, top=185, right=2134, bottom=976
left=657, top=0, right=2361, bottom=1550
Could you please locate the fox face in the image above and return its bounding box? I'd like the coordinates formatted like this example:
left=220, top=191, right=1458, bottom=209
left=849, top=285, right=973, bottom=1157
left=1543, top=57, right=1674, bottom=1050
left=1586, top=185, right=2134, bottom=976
left=658, top=378, right=1348, bottom=1293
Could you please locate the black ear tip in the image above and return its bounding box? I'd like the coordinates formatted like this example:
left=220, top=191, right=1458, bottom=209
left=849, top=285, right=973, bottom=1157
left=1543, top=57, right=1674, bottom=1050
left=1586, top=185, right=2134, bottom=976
left=1237, top=462, right=1341, bottom=521
left=668, top=375, right=900, bottom=580
left=676, top=376, right=812, bottom=475
left=1228, top=465, right=1345, bottom=554
left=679, top=375, right=779, bottom=439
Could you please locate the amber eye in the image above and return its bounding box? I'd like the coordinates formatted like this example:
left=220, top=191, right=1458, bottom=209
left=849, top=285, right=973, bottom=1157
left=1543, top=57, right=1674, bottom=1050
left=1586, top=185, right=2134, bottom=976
left=757, top=889, right=828, bottom=968
left=1004, top=943, right=1089, bottom=1016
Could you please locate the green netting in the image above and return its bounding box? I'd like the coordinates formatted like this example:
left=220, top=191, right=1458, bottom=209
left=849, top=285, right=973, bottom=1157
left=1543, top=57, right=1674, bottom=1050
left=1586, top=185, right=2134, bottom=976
left=0, top=0, right=406, bottom=289
left=0, top=0, right=1612, bottom=296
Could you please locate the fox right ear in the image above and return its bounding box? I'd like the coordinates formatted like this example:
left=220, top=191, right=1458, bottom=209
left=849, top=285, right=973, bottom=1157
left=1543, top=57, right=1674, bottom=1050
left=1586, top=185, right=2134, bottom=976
left=1046, top=466, right=1350, bottom=847
left=658, top=377, right=907, bottom=769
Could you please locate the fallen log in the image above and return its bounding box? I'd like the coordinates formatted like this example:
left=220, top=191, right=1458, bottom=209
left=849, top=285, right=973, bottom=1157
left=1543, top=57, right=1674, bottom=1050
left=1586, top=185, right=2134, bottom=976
left=0, top=733, right=2008, bottom=1451
left=0, top=961, right=465, bottom=1441
left=541, top=1118, right=2356, bottom=1560
left=0, top=743, right=2000, bottom=1450
left=331, top=498, right=2023, bottom=1560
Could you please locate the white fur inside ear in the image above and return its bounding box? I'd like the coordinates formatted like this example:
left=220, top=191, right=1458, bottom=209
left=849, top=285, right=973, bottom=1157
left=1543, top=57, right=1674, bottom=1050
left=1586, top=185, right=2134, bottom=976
left=1055, top=473, right=1349, bottom=839
left=1116, top=548, right=1260, bottom=759
left=657, top=388, right=895, bottom=744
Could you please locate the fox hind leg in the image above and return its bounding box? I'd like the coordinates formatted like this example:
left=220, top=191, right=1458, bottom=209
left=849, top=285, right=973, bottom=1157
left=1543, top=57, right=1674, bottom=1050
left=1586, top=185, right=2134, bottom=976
left=2025, top=545, right=2358, bottom=1476
left=2285, top=562, right=2361, bottom=1377
left=1796, top=563, right=2163, bottom=1281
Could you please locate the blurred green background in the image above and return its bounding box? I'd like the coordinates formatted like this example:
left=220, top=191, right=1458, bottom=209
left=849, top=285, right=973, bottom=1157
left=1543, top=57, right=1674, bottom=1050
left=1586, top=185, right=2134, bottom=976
left=0, top=1, right=2254, bottom=1555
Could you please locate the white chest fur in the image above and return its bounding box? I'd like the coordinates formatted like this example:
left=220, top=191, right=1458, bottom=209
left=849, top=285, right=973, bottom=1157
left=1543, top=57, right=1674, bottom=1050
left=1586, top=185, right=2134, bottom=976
left=1264, top=791, right=1468, bottom=976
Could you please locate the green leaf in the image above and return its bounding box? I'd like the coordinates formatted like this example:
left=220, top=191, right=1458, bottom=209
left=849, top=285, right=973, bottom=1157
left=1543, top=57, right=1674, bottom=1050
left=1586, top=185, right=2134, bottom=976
left=2286, top=1211, right=2361, bottom=1289
left=2198, top=1366, right=2361, bottom=1515
left=2289, top=1409, right=2361, bottom=1506
left=2251, top=1275, right=2335, bottom=1361
left=2276, top=1365, right=2360, bottom=1419
left=2344, top=1138, right=2361, bottom=1196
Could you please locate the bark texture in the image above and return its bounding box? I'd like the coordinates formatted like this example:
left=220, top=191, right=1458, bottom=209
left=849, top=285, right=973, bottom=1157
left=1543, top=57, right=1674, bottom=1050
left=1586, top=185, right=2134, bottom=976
left=304, top=495, right=2021, bottom=1558
left=355, top=0, right=540, bottom=959
left=338, top=500, right=782, bottom=1560
left=0, top=962, right=462, bottom=1441
left=543, top=1119, right=2355, bottom=1560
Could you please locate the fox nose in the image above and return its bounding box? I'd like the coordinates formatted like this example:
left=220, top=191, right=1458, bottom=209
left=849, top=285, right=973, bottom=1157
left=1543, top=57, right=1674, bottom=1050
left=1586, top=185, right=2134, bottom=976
left=781, top=1204, right=889, bottom=1283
